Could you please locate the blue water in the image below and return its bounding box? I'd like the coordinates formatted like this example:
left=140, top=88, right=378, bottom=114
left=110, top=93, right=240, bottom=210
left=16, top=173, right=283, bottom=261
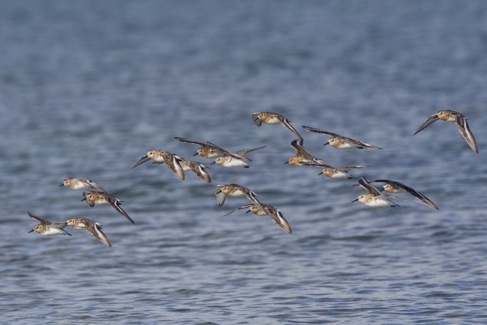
left=1, top=1, right=487, bottom=323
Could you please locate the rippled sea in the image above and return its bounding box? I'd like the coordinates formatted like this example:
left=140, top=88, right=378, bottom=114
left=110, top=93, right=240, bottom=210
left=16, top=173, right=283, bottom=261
left=1, top=1, right=487, bottom=324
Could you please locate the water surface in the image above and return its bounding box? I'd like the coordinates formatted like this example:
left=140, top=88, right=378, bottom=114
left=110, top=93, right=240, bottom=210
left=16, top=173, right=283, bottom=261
left=1, top=1, right=487, bottom=323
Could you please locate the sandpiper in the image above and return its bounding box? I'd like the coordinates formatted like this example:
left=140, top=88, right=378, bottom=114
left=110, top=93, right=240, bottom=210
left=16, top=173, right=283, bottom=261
left=303, top=125, right=382, bottom=150
left=212, top=145, right=266, bottom=168
left=60, top=177, right=106, bottom=192
left=369, top=179, right=439, bottom=210
left=251, top=112, right=304, bottom=144
left=132, top=149, right=185, bottom=180
left=215, top=184, right=265, bottom=211
left=179, top=159, right=211, bottom=183
left=174, top=137, right=228, bottom=158
left=224, top=203, right=292, bottom=234
left=286, top=139, right=326, bottom=166
left=302, top=162, right=367, bottom=179
left=213, top=156, right=250, bottom=168
left=414, top=110, right=478, bottom=153
left=352, top=177, right=400, bottom=208
left=65, top=217, right=112, bottom=247
left=175, top=137, right=260, bottom=162
left=82, top=191, right=135, bottom=224
left=28, top=212, right=71, bottom=236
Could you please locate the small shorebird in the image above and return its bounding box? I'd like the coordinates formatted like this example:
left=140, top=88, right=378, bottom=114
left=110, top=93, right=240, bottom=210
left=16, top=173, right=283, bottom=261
left=82, top=191, right=135, bottom=224
left=286, top=139, right=326, bottom=166
left=213, top=155, right=250, bottom=168
left=60, top=177, right=106, bottom=192
left=224, top=203, right=292, bottom=234
left=65, top=217, right=112, bottom=247
left=132, top=149, right=185, bottom=180
left=369, top=179, right=439, bottom=210
left=251, top=112, right=304, bottom=144
left=179, top=159, right=211, bottom=183
left=175, top=137, right=228, bottom=159
left=215, top=184, right=265, bottom=211
left=212, top=145, right=266, bottom=168
left=175, top=137, right=258, bottom=161
left=414, top=110, right=478, bottom=153
left=302, top=125, right=382, bottom=150
left=28, top=212, right=71, bottom=236
left=352, top=177, right=400, bottom=208
left=302, top=162, right=367, bottom=179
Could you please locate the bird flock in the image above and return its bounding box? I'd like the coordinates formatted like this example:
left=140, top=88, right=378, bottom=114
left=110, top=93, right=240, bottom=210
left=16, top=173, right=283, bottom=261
left=28, top=109, right=478, bottom=247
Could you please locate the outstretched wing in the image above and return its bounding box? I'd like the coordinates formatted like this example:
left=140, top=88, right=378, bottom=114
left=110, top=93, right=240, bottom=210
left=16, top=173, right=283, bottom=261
left=414, top=114, right=439, bottom=135
left=454, top=115, right=479, bottom=153
left=302, top=126, right=341, bottom=138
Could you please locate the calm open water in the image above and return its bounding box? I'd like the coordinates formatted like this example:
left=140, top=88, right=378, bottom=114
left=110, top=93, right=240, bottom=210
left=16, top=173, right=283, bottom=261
left=1, top=1, right=487, bottom=324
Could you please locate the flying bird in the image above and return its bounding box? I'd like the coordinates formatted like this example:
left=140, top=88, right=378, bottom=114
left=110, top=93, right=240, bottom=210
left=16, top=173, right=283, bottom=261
left=60, top=177, right=106, bottom=192
left=215, top=184, right=265, bottom=212
left=82, top=191, right=135, bottom=224
left=352, top=177, right=400, bottom=208
left=414, top=110, right=478, bottom=153
left=28, top=212, right=71, bottom=236
left=303, top=125, right=382, bottom=150
left=65, top=217, right=112, bottom=247
left=369, top=179, right=439, bottom=210
left=132, top=149, right=185, bottom=180
left=286, top=139, right=326, bottom=166
left=224, top=203, right=292, bottom=234
left=252, top=112, right=304, bottom=144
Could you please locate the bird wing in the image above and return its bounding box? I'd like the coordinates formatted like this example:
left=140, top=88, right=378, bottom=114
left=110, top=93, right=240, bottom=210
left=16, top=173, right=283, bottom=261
left=454, top=115, right=479, bottom=153
left=414, top=114, right=439, bottom=135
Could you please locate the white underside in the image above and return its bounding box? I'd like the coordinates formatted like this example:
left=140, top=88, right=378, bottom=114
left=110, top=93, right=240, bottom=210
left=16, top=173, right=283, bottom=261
left=43, top=228, right=67, bottom=236
left=328, top=172, right=348, bottom=179
left=220, top=159, right=248, bottom=168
